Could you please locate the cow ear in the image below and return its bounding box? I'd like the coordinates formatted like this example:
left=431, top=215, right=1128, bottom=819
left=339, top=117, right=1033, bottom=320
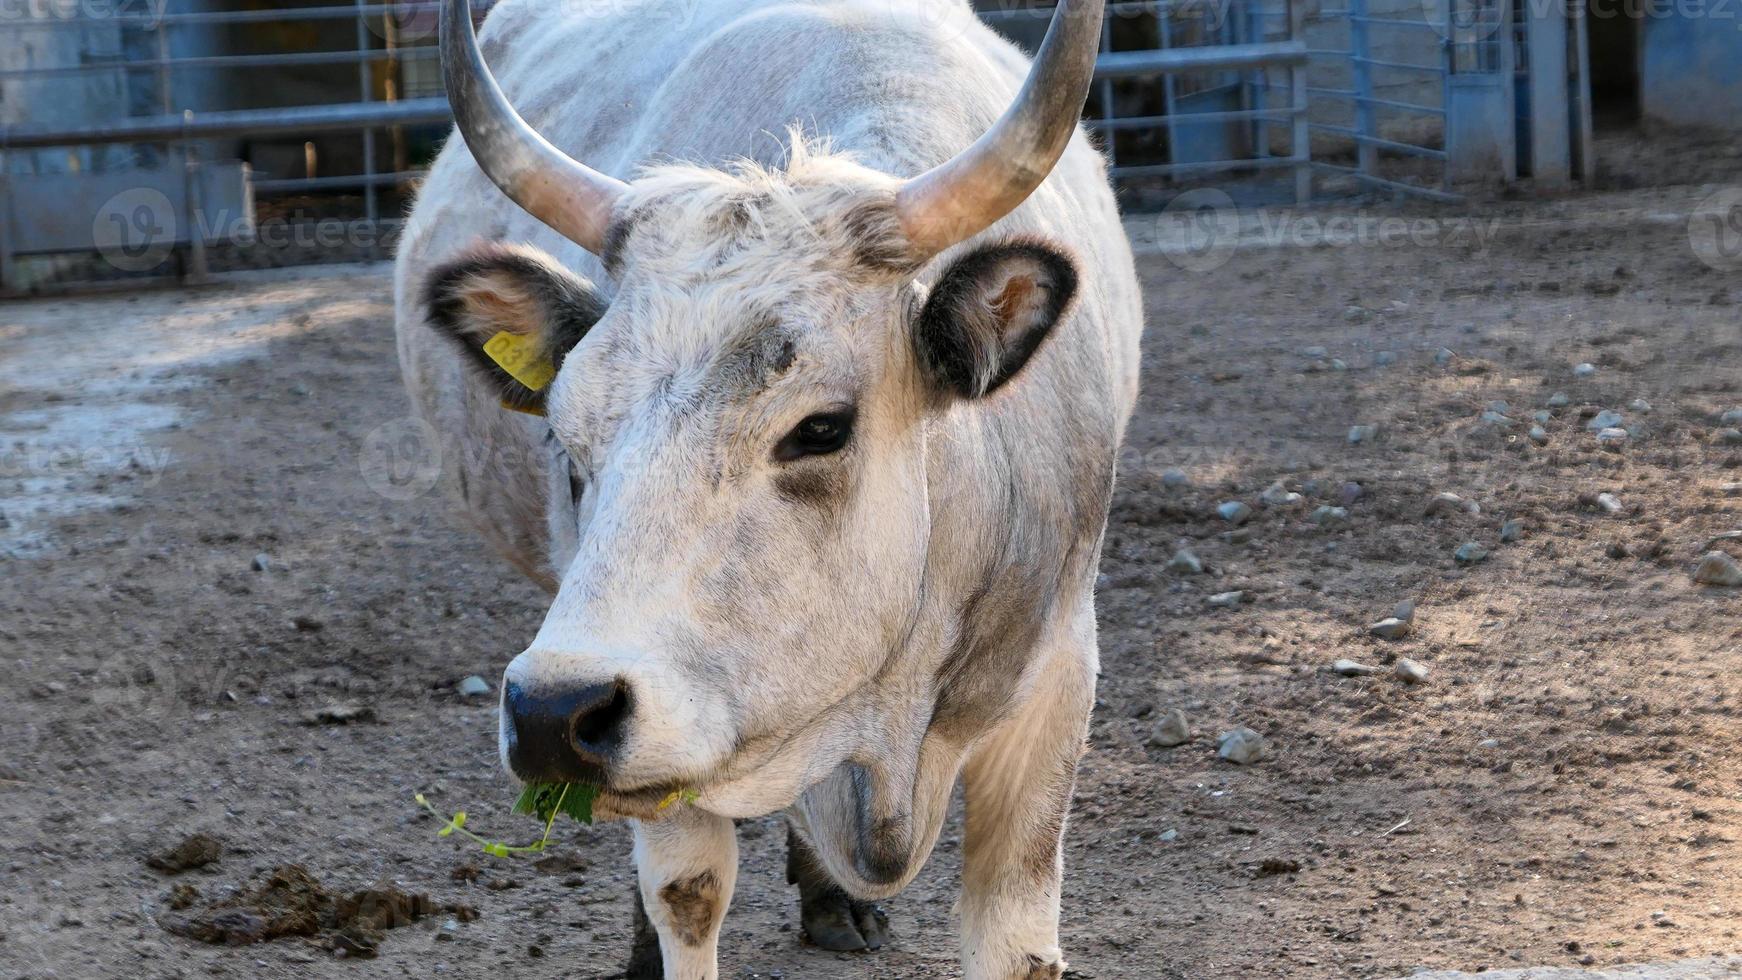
left=911, top=239, right=1078, bottom=401
left=423, top=243, right=608, bottom=415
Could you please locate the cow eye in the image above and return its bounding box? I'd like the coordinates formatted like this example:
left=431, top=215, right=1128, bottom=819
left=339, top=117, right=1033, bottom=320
left=775, top=410, right=854, bottom=461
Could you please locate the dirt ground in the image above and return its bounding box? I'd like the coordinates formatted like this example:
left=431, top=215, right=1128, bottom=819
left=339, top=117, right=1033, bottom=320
left=4, top=168, right=1742, bottom=979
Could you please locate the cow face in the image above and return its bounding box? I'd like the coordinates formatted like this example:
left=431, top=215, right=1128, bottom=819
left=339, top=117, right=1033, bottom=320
left=423, top=147, right=1077, bottom=815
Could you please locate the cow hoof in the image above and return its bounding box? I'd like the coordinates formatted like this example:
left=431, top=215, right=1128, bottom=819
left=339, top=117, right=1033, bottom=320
left=800, top=891, right=889, bottom=952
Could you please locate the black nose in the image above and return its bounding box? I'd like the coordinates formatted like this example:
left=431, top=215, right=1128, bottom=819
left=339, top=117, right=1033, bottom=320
left=503, top=679, right=632, bottom=784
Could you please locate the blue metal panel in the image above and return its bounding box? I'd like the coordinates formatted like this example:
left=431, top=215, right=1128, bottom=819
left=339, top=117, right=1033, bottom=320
left=1641, top=18, right=1742, bottom=130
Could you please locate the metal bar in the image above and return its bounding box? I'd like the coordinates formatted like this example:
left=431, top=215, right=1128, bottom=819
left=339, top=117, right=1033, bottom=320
left=1311, top=160, right=1465, bottom=202
left=0, top=46, right=439, bottom=79
left=1275, top=82, right=1450, bottom=116
left=1094, top=40, right=1309, bottom=79
left=356, top=0, right=380, bottom=261
left=1350, top=0, right=1378, bottom=175
left=1288, top=0, right=1311, bottom=203
left=1308, top=124, right=1448, bottom=159
left=8, top=2, right=487, bottom=29
left=1098, top=11, right=1117, bottom=174
left=1085, top=107, right=1299, bottom=130
left=1572, top=0, right=1594, bottom=182
left=1109, top=155, right=1302, bottom=180
left=254, top=171, right=428, bottom=193
left=1158, top=10, right=1179, bottom=175
left=1350, top=56, right=1445, bottom=74
left=0, top=99, right=452, bottom=150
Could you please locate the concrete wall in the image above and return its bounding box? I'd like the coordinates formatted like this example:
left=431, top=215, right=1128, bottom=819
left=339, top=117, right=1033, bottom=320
left=1641, top=17, right=1742, bottom=129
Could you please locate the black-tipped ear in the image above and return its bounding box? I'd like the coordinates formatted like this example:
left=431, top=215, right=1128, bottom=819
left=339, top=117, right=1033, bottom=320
left=422, top=243, right=608, bottom=414
left=912, top=239, right=1078, bottom=400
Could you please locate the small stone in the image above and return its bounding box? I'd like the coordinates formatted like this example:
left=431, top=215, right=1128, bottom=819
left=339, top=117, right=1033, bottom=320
left=1217, top=501, right=1252, bottom=525
left=1477, top=738, right=1500, bottom=749
left=1369, top=618, right=1410, bottom=641
left=1348, top=425, right=1377, bottom=445
left=1157, top=828, right=1179, bottom=842
left=1339, top=482, right=1364, bottom=507
left=1630, top=398, right=1652, bottom=414
left=1216, top=727, right=1267, bottom=765
left=1596, top=492, right=1624, bottom=515
left=1149, top=709, right=1191, bottom=748
left=1486, top=399, right=1510, bottom=414
left=1454, top=541, right=1488, bottom=564
left=1547, top=392, right=1570, bottom=408
left=1161, top=468, right=1189, bottom=489
left=1573, top=362, right=1597, bottom=378
left=1374, top=351, right=1397, bottom=367
left=1528, top=425, right=1549, bottom=445
left=1260, top=482, right=1302, bottom=507
left=1426, top=492, right=1477, bottom=517
left=1207, top=591, right=1246, bottom=608
left=1721, top=408, right=1742, bottom=426
left=1333, top=659, right=1380, bottom=676
left=1606, top=540, right=1631, bottom=560
left=1533, top=410, right=1552, bottom=424
left=1500, top=519, right=1524, bottom=543
left=1597, top=427, right=1629, bottom=449
left=1694, top=551, right=1742, bottom=587
left=1586, top=409, right=1624, bottom=432
left=1714, top=428, right=1742, bottom=446
left=1720, top=483, right=1742, bottom=498
left=1167, top=549, right=1203, bottom=575
left=250, top=553, right=271, bottom=572
left=1434, top=347, right=1455, bottom=366
left=301, top=703, right=375, bottom=726
left=1310, top=505, right=1348, bottom=525
left=1481, top=411, right=1514, bottom=426
left=456, top=676, right=492, bottom=697
left=1393, top=599, right=1416, bottom=623
left=146, top=833, right=223, bottom=874
left=1394, top=658, right=1430, bottom=684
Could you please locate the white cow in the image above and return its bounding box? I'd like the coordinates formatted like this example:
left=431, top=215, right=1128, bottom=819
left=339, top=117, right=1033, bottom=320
left=393, top=0, right=1141, bottom=976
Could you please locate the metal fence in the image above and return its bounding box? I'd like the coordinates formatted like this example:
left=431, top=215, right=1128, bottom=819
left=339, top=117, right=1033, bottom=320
left=1, top=0, right=1562, bottom=291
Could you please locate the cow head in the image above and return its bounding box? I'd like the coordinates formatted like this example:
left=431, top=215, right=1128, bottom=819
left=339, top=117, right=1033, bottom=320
left=425, top=0, right=1101, bottom=816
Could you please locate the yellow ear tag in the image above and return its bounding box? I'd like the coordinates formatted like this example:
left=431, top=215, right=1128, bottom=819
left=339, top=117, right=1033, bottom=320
left=482, top=330, right=556, bottom=392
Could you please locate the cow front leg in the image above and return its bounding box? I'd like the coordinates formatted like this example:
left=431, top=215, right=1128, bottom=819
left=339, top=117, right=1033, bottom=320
left=958, top=642, right=1094, bottom=980
left=631, top=807, right=737, bottom=980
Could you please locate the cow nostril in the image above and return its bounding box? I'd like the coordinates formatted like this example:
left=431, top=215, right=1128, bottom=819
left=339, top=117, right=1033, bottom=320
left=569, top=683, right=631, bottom=760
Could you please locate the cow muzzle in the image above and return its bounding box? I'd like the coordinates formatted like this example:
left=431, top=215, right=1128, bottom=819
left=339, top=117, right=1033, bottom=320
left=500, top=676, right=632, bottom=785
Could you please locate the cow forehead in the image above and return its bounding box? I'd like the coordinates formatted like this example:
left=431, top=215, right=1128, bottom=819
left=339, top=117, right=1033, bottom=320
left=547, top=295, right=866, bottom=451
left=603, top=142, right=918, bottom=283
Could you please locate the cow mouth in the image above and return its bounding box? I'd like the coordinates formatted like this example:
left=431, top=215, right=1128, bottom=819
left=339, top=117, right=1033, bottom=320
left=589, top=780, right=704, bottom=822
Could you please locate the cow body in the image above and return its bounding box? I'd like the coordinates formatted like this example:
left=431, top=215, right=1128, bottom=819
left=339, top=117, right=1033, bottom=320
left=394, top=1, right=1140, bottom=976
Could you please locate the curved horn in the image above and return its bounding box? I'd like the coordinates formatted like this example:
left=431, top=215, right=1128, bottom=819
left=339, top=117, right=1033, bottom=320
left=440, top=0, right=626, bottom=253
left=895, top=0, right=1104, bottom=257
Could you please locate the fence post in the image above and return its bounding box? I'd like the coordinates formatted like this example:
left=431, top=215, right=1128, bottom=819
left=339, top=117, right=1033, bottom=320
left=356, top=0, right=380, bottom=261
left=1524, top=0, right=1569, bottom=185
left=1289, top=0, right=1311, bottom=202
left=1348, top=0, right=1377, bottom=176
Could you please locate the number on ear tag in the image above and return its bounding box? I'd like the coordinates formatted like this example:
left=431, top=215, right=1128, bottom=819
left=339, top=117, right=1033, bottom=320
left=483, top=331, right=556, bottom=392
